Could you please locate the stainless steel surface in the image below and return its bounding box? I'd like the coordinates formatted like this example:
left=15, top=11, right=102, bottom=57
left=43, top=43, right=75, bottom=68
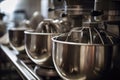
left=64, top=0, right=93, bottom=14
left=0, top=45, right=40, bottom=80
left=25, top=16, right=72, bottom=68
left=64, top=0, right=120, bottom=21
left=36, top=18, right=72, bottom=33
left=1, top=0, right=120, bottom=80
left=36, top=19, right=61, bottom=33
left=8, top=28, right=27, bottom=52
left=54, top=17, right=73, bottom=32
left=64, top=1, right=93, bottom=27
left=52, top=20, right=120, bottom=80
left=30, top=11, right=44, bottom=30
left=24, top=30, right=59, bottom=68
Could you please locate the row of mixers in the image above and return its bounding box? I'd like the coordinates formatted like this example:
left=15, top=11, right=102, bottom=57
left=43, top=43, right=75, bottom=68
left=8, top=0, right=120, bottom=80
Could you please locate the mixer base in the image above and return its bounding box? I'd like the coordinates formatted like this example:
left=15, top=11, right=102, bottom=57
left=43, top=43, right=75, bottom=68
left=34, top=65, right=61, bottom=80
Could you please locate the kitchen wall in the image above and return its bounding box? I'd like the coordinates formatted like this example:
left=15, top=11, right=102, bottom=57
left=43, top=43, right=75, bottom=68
left=0, top=0, right=41, bottom=19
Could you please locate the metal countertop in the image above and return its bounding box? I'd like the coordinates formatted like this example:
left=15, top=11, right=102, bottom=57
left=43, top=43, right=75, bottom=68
left=0, top=44, right=41, bottom=80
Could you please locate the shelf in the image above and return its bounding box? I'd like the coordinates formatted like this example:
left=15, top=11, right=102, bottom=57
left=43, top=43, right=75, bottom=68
left=0, top=44, right=41, bottom=80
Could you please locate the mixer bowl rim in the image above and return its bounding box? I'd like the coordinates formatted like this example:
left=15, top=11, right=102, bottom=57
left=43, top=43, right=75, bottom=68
left=8, top=27, right=27, bottom=31
left=52, top=34, right=117, bottom=46
left=24, top=30, right=60, bottom=35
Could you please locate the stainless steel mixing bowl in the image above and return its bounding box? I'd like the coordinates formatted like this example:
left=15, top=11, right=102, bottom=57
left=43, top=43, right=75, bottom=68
left=8, top=28, right=27, bottom=51
left=24, top=30, right=59, bottom=68
left=52, top=22, right=120, bottom=80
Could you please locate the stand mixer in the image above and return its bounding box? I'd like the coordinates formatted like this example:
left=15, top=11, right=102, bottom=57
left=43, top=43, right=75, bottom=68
left=52, top=0, right=120, bottom=80
left=52, top=11, right=120, bottom=80
left=24, top=0, right=71, bottom=79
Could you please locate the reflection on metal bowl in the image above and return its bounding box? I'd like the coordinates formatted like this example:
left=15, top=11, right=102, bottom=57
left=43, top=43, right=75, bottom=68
left=24, top=30, right=59, bottom=68
left=8, top=28, right=26, bottom=51
left=52, top=23, right=120, bottom=80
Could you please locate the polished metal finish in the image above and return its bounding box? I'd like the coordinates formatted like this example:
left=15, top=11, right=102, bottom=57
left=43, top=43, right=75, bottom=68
left=25, top=17, right=71, bottom=69
left=52, top=18, right=72, bottom=33
left=29, top=11, right=44, bottom=30
left=38, top=18, right=72, bottom=33
left=8, top=28, right=26, bottom=51
left=24, top=30, right=59, bottom=68
left=36, top=18, right=72, bottom=33
left=36, top=19, right=61, bottom=33
left=52, top=21, right=120, bottom=80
